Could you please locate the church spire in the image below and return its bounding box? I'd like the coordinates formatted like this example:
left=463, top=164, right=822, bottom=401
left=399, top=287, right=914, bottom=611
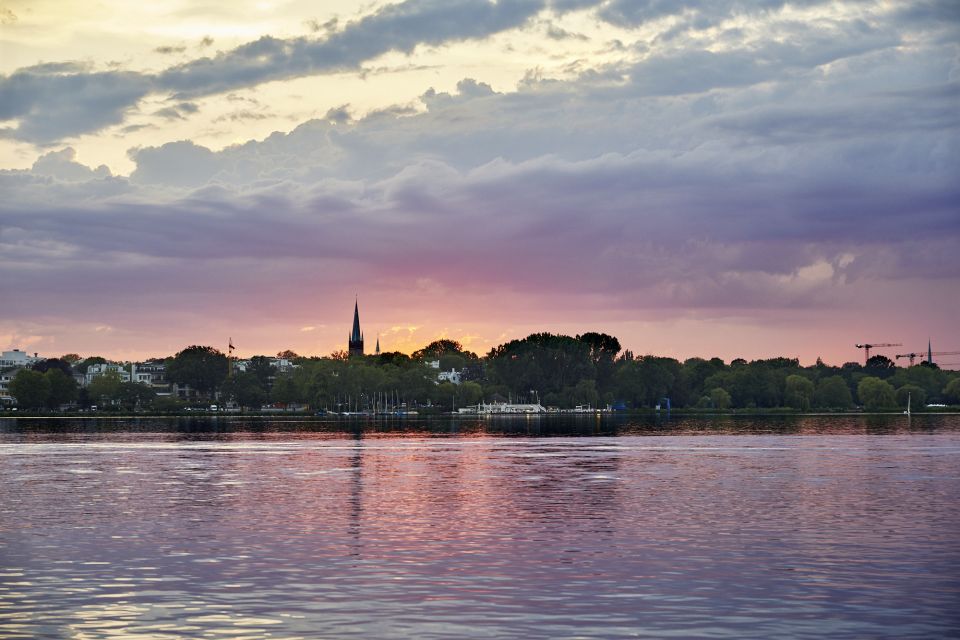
left=375, top=334, right=380, bottom=356
left=348, top=298, right=364, bottom=357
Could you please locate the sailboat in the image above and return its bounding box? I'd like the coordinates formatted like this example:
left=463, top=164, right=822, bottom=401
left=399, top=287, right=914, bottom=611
left=904, top=391, right=911, bottom=416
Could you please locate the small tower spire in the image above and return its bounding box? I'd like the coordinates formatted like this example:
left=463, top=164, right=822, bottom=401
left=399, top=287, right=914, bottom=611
left=928, top=338, right=933, bottom=365
left=348, top=298, right=364, bottom=357
left=375, top=334, right=380, bottom=356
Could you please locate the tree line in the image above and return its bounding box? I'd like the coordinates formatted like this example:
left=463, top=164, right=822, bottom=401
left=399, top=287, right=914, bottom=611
left=4, top=334, right=960, bottom=412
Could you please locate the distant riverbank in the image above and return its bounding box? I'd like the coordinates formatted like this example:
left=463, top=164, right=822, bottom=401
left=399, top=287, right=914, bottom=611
left=3, top=407, right=959, bottom=419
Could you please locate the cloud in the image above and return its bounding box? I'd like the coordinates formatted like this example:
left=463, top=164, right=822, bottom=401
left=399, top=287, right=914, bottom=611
left=155, top=0, right=544, bottom=98
left=155, top=45, right=187, bottom=55
left=0, top=0, right=548, bottom=143
left=30, top=148, right=112, bottom=181
left=153, top=101, right=200, bottom=120
left=1, top=0, right=957, bottom=347
left=213, top=109, right=269, bottom=123
left=598, top=0, right=831, bottom=29
left=0, top=69, right=153, bottom=143
left=128, top=140, right=222, bottom=187
left=324, top=104, right=352, bottom=124
left=4, top=0, right=948, bottom=145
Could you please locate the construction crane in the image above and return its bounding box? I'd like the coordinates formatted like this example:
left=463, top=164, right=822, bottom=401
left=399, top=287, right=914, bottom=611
left=855, top=343, right=901, bottom=365
left=895, top=351, right=960, bottom=366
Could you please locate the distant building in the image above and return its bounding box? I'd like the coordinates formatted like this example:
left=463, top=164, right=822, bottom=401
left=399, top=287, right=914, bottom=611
left=0, top=369, right=18, bottom=395
left=438, top=369, right=462, bottom=385
left=132, top=361, right=167, bottom=388
left=271, top=357, right=296, bottom=373
left=85, top=363, right=130, bottom=385
left=0, top=349, right=42, bottom=369
left=348, top=300, right=364, bottom=357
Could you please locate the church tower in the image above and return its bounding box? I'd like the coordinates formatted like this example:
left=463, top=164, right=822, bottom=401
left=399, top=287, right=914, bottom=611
left=348, top=299, right=364, bottom=357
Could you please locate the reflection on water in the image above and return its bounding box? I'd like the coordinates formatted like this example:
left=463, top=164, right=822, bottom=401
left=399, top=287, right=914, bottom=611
left=1, top=416, right=958, bottom=638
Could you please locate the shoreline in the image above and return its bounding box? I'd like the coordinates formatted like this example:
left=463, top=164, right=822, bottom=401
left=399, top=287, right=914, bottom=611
left=3, top=409, right=959, bottom=419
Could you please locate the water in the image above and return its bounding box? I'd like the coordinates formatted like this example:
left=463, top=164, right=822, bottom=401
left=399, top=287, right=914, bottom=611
left=2, top=415, right=959, bottom=638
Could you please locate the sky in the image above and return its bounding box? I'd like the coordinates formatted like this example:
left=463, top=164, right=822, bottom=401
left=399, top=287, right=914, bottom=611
left=1, top=0, right=958, bottom=366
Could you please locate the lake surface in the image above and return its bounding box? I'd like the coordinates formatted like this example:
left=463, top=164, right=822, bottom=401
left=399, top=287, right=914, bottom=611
left=2, top=415, right=959, bottom=639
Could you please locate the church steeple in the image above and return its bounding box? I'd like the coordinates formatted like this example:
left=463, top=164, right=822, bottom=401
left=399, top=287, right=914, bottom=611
left=348, top=299, right=364, bottom=357
left=375, top=334, right=380, bottom=356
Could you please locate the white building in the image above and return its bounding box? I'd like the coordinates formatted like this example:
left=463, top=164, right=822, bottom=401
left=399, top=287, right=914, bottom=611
left=233, top=357, right=297, bottom=374
left=437, top=369, right=462, bottom=385
left=85, top=363, right=130, bottom=385
left=0, top=369, right=17, bottom=394
left=0, top=349, right=42, bottom=369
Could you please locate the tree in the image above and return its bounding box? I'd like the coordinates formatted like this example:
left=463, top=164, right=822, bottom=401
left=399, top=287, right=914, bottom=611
left=487, top=333, right=595, bottom=402
left=709, top=387, right=732, bottom=410
left=44, top=369, right=78, bottom=408
left=438, top=353, right=466, bottom=371
left=680, top=357, right=726, bottom=403
left=77, top=356, right=107, bottom=374
left=32, top=358, right=73, bottom=375
left=377, top=351, right=411, bottom=366
left=865, top=355, right=896, bottom=378
left=247, top=356, right=275, bottom=386
left=943, top=378, right=960, bottom=404
left=857, top=377, right=896, bottom=410
left=459, top=381, right=483, bottom=407
left=9, top=369, right=51, bottom=409
left=412, top=339, right=474, bottom=361
left=119, top=382, right=156, bottom=411
left=895, top=384, right=926, bottom=409
left=223, top=372, right=267, bottom=409
left=277, top=350, right=299, bottom=360
left=814, top=376, right=853, bottom=408
left=271, top=374, right=300, bottom=405
left=614, top=356, right=679, bottom=408
left=889, top=366, right=946, bottom=402
left=784, top=375, right=815, bottom=411
left=87, top=372, right=124, bottom=405
left=166, top=346, right=229, bottom=396
left=60, top=353, right=82, bottom=364
left=569, top=379, right=599, bottom=407
left=577, top=332, right=621, bottom=394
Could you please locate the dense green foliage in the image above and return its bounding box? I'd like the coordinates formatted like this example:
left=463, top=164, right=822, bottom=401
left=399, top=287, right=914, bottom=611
left=166, top=345, right=229, bottom=395
left=857, top=377, right=897, bottom=410
left=8, top=368, right=77, bottom=409
left=4, top=333, right=960, bottom=412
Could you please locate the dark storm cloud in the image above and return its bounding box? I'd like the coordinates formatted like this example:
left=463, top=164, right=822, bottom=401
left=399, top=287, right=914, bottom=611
left=155, top=0, right=542, bottom=97
left=2, top=1, right=958, bottom=321
left=1, top=0, right=952, bottom=144
left=0, top=0, right=545, bottom=143
left=598, top=0, right=838, bottom=29
left=4, top=69, right=957, bottom=306
left=0, top=70, right=153, bottom=143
